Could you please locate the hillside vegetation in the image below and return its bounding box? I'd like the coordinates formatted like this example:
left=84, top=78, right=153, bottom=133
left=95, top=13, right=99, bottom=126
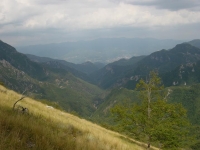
left=0, top=85, right=155, bottom=150
left=93, top=84, right=200, bottom=126
left=91, top=84, right=200, bottom=149
left=0, top=40, right=106, bottom=117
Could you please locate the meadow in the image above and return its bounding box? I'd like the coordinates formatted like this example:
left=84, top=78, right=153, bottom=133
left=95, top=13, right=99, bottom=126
left=0, top=85, right=158, bottom=150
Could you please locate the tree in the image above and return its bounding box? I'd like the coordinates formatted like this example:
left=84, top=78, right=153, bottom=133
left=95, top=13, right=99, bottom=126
left=111, top=71, right=191, bottom=149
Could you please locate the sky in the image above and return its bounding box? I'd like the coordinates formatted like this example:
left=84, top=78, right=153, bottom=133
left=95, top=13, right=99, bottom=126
left=0, top=0, right=200, bottom=46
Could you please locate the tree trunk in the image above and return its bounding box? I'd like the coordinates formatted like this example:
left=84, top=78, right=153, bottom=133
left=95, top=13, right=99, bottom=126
left=147, top=87, right=151, bottom=119
left=147, top=143, right=151, bottom=150
left=147, top=135, right=151, bottom=150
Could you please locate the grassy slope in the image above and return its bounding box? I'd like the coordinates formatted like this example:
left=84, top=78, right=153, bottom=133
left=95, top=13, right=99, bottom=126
left=0, top=85, right=155, bottom=150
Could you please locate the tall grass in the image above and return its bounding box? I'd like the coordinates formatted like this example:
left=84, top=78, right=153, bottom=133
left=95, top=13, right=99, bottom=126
left=0, top=85, right=157, bottom=150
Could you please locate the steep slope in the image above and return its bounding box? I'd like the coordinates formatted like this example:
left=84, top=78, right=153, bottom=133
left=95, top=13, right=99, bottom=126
left=0, top=40, right=47, bottom=80
left=161, top=60, right=200, bottom=86
left=0, top=85, right=151, bottom=150
left=0, top=40, right=105, bottom=117
left=0, top=59, right=43, bottom=93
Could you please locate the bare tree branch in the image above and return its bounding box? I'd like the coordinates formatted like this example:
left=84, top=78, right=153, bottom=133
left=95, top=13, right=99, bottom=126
left=12, top=84, right=34, bottom=114
left=12, top=96, right=26, bottom=110
left=12, top=89, right=27, bottom=110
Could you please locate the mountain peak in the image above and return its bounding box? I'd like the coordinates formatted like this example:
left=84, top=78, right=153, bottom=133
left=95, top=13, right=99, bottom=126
left=188, top=39, right=200, bottom=49
left=0, top=40, right=47, bottom=80
left=189, top=39, right=200, bottom=43
left=174, top=42, right=192, bottom=48
left=0, top=40, right=17, bottom=53
left=170, top=42, right=200, bottom=54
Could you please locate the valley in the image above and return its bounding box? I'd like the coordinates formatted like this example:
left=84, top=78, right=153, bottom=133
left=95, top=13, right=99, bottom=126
left=1, top=0, right=200, bottom=149
left=1, top=39, right=200, bottom=149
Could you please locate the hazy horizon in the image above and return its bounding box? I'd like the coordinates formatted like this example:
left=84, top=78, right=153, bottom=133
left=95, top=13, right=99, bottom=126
left=0, top=0, right=200, bottom=47
left=16, top=38, right=186, bottom=63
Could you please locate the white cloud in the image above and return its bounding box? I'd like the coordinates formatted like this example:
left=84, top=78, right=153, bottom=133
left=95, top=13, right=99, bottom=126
left=0, top=0, right=200, bottom=46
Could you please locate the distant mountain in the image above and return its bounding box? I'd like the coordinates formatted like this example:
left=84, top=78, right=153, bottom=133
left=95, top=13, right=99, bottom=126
left=188, top=39, right=200, bottom=49
left=26, top=54, right=104, bottom=75
left=26, top=54, right=95, bottom=83
left=16, top=38, right=184, bottom=63
left=0, top=40, right=105, bottom=117
left=91, top=41, right=200, bottom=89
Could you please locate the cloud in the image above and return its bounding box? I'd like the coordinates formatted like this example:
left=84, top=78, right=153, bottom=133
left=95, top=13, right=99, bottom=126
left=113, top=0, right=200, bottom=11
left=0, top=0, right=200, bottom=46
left=3, top=1, right=198, bottom=30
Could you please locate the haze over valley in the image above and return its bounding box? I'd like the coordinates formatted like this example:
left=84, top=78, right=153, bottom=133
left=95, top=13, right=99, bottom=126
left=17, top=38, right=184, bottom=63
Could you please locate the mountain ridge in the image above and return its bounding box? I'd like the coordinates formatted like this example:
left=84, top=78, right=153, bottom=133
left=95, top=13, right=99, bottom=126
left=90, top=41, right=200, bottom=89
left=188, top=39, right=200, bottom=49
left=16, top=37, right=184, bottom=63
left=26, top=54, right=104, bottom=75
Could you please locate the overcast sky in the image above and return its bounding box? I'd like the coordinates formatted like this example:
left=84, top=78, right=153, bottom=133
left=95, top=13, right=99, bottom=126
left=0, top=0, right=200, bottom=46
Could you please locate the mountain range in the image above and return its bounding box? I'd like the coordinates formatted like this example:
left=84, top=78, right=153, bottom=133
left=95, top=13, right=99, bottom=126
left=26, top=54, right=105, bottom=75
left=16, top=38, right=184, bottom=63
left=90, top=40, right=200, bottom=89
left=1, top=38, right=200, bottom=149
left=1, top=39, right=200, bottom=118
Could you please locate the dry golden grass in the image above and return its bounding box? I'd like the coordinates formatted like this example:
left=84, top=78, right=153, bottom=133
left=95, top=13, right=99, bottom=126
left=0, top=85, right=158, bottom=150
